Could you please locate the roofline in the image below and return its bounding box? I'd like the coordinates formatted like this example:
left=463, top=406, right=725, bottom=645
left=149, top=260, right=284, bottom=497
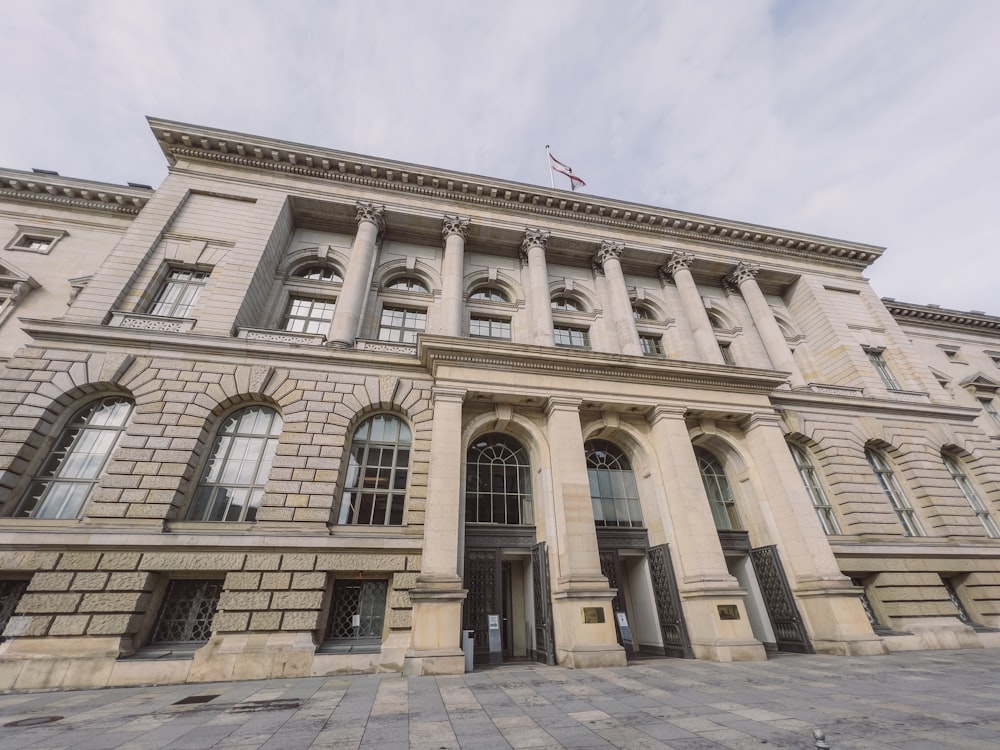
left=885, top=299, right=1000, bottom=332
left=147, top=117, right=885, bottom=271
left=0, top=167, right=152, bottom=216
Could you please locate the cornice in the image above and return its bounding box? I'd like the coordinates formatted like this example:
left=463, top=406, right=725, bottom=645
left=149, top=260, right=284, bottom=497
left=148, top=117, right=884, bottom=271
left=884, top=299, right=1000, bottom=334
left=0, top=168, right=152, bottom=216
left=417, top=334, right=787, bottom=394
left=771, top=389, right=981, bottom=422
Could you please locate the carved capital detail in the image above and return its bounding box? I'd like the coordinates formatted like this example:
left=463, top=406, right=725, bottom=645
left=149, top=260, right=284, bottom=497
left=519, top=228, right=550, bottom=263
left=723, top=261, right=760, bottom=292
left=355, top=201, right=386, bottom=231
left=441, top=215, right=470, bottom=240
left=660, top=251, right=695, bottom=281
left=593, top=239, right=625, bottom=271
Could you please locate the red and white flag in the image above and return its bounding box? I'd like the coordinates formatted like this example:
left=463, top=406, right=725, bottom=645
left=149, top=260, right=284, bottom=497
left=547, top=147, right=586, bottom=191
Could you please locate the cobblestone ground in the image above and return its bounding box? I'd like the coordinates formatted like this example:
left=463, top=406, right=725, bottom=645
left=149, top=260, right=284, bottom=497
left=2, top=649, right=1000, bottom=749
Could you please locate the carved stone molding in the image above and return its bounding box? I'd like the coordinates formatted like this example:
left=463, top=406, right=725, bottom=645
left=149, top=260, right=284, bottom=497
left=519, top=228, right=550, bottom=263
left=355, top=201, right=386, bottom=231
left=355, top=339, right=417, bottom=356
left=724, top=261, right=760, bottom=292
left=441, top=215, right=470, bottom=240
left=240, top=328, right=325, bottom=346
left=593, top=239, right=625, bottom=271
left=111, top=313, right=195, bottom=333
left=660, top=251, right=695, bottom=281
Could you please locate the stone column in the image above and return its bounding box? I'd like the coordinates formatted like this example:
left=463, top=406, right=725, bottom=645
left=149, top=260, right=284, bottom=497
left=725, top=262, right=804, bottom=386
left=543, top=396, right=625, bottom=667
left=661, top=252, right=724, bottom=364
left=593, top=240, right=642, bottom=356
left=520, top=229, right=555, bottom=347
left=327, top=201, right=385, bottom=348
left=647, top=406, right=766, bottom=662
left=440, top=216, right=470, bottom=338
left=404, top=387, right=468, bottom=675
left=739, top=413, right=886, bottom=655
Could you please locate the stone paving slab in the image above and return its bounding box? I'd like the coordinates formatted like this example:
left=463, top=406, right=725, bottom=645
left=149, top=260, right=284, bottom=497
left=3, top=649, right=1000, bottom=748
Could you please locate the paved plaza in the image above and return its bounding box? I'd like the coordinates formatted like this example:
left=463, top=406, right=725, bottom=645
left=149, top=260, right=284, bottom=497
left=2, top=649, right=1000, bottom=749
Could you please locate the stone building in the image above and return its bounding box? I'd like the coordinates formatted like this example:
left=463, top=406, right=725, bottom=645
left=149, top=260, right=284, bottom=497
left=1, top=118, right=999, bottom=690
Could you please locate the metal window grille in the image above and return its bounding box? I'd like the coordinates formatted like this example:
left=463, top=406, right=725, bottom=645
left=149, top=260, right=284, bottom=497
left=0, top=580, right=28, bottom=640
left=865, top=348, right=901, bottom=390
left=465, top=433, right=533, bottom=524
left=149, top=269, right=208, bottom=318
left=554, top=325, right=590, bottom=349
left=865, top=448, right=924, bottom=536
left=188, top=406, right=282, bottom=522
left=788, top=443, right=841, bottom=535
left=695, top=447, right=742, bottom=530
left=586, top=440, right=643, bottom=528
left=850, top=578, right=889, bottom=632
left=469, top=315, right=511, bottom=339
left=16, top=396, right=134, bottom=519
left=943, top=454, right=1000, bottom=538
left=283, top=296, right=335, bottom=334
left=325, top=579, right=387, bottom=643
left=640, top=335, right=663, bottom=356
left=377, top=305, right=426, bottom=344
left=150, top=579, right=223, bottom=644
left=339, top=415, right=410, bottom=525
left=941, top=577, right=974, bottom=626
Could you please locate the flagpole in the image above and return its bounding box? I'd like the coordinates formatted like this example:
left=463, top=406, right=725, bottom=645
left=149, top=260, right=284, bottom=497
left=545, top=145, right=554, bottom=189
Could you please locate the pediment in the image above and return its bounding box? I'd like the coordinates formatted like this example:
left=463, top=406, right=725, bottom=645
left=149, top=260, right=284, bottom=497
left=960, top=372, right=1000, bottom=396
left=0, top=258, right=39, bottom=299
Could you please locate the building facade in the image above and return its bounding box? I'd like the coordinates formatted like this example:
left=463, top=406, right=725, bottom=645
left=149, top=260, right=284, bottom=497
left=1, top=119, right=999, bottom=690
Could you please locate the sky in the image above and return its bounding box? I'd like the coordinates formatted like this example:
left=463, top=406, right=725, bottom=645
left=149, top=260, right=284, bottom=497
left=2, top=0, right=998, bottom=314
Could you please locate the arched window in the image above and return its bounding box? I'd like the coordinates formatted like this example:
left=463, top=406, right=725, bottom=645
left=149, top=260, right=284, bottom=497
left=339, top=415, right=410, bottom=525
left=865, top=448, right=923, bottom=536
left=386, top=276, right=429, bottom=293
left=294, top=265, right=342, bottom=283
left=551, top=295, right=582, bottom=312
left=788, top=443, right=840, bottom=534
left=943, top=453, right=1000, bottom=538
left=631, top=304, right=653, bottom=321
left=469, top=285, right=510, bottom=303
left=465, top=433, right=532, bottom=524
left=15, top=396, right=134, bottom=519
left=695, top=447, right=742, bottom=530
left=188, top=406, right=282, bottom=522
left=586, top=440, right=643, bottom=528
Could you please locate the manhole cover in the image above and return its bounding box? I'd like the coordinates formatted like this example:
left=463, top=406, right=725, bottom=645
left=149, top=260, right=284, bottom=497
left=4, top=716, right=63, bottom=728
left=173, top=694, right=220, bottom=705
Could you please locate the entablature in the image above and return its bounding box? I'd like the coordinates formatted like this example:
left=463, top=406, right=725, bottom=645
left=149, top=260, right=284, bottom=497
left=0, top=168, right=152, bottom=216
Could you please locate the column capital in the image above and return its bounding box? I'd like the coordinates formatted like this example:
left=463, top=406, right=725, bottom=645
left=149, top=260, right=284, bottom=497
left=647, top=404, right=688, bottom=426
left=593, top=239, right=625, bottom=271
left=739, top=411, right=784, bottom=433
left=544, top=395, right=582, bottom=417
left=519, top=228, right=550, bottom=262
left=355, top=201, right=386, bottom=232
left=723, top=261, right=760, bottom=292
left=441, top=215, right=470, bottom=240
left=660, top=251, right=695, bottom=281
left=431, top=386, right=467, bottom=405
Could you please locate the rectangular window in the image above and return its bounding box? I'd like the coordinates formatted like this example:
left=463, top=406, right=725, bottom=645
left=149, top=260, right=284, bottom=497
left=6, top=227, right=66, bottom=254
left=718, top=341, right=735, bottom=364
left=469, top=315, right=511, bottom=340
left=554, top=325, right=590, bottom=349
left=866, top=449, right=924, bottom=536
left=982, top=398, right=1000, bottom=429
left=284, top=296, right=335, bottom=334
left=149, top=269, right=208, bottom=318
left=378, top=306, right=425, bottom=344
left=323, top=579, right=387, bottom=651
left=640, top=334, right=663, bottom=357
left=150, top=579, right=223, bottom=645
left=865, top=348, right=901, bottom=390
left=0, top=579, right=29, bottom=641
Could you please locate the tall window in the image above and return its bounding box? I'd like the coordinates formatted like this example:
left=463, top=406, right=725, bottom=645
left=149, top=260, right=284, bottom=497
left=188, top=406, right=282, bottom=522
left=788, top=443, right=841, bottom=534
left=378, top=306, right=426, bottom=344
left=469, top=315, right=511, bottom=340
left=554, top=325, right=590, bottom=349
left=469, top=285, right=509, bottom=303
left=586, top=440, right=643, bottom=528
left=640, top=334, right=663, bottom=357
left=15, top=396, right=134, bottom=519
left=340, top=415, right=410, bottom=525
left=150, top=579, right=223, bottom=646
left=982, top=398, right=1000, bottom=429
left=718, top=341, right=735, bottom=364
left=865, top=348, right=901, bottom=390
left=865, top=448, right=923, bottom=536
left=465, top=433, right=532, bottom=525
left=149, top=268, right=208, bottom=318
left=943, top=453, right=1000, bottom=538
left=283, top=297, right=335, bottom=334
left=695, top=447, right=742, bottom=530
left=324, top=579, right=388, bottom=649
left=386, top=276, right=428, bottom=293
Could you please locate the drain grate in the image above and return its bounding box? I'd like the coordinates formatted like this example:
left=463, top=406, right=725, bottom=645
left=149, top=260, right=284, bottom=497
left=173, top=694, right=220, bottom=706
left=4, top=716, right=63, bottom=728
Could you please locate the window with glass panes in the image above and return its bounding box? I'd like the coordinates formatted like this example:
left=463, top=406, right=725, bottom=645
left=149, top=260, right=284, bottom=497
left=283, top=296, right=335, bottom=334
left=469, top=315, right=511, bottom=339
left=386, top=276, right=428, bottom=292
left=149, top=268, right=208, bottom=318
left=465, top=434, right=533, bottom=525
left=324, top=579, right=387, bottom=647
left=554, top=325, right=590, bottom=349
left=982, top=398, right=1000, bottom=429
left=718, top=341, right=735, bottom=364
left=15, top=396, right=134, bottom=519
left=788, top=443, right=840, bottom=534
left=378, top=306, right=425, bottom=344
left=339, top=415, right=410, bottom=525
left=865, top=348, right=901, bottom=390
left=187, top=406, right=282, bottom=522
left=551, top=296, right=582, bottom=312
left=640, top=334, right=663, bottom=356
left=695, top=447, right=742, bottom=530
left=865, top=448, right=923, bottom=536
left=943, top=454, right=1000, bottom=538
left=586, top=440, right=643, bottom=527
left=469, top=285, right=509, bottom=303
left=295, top=265, right=342, bottom=282
left=150, top=579, right=223, bottom=645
